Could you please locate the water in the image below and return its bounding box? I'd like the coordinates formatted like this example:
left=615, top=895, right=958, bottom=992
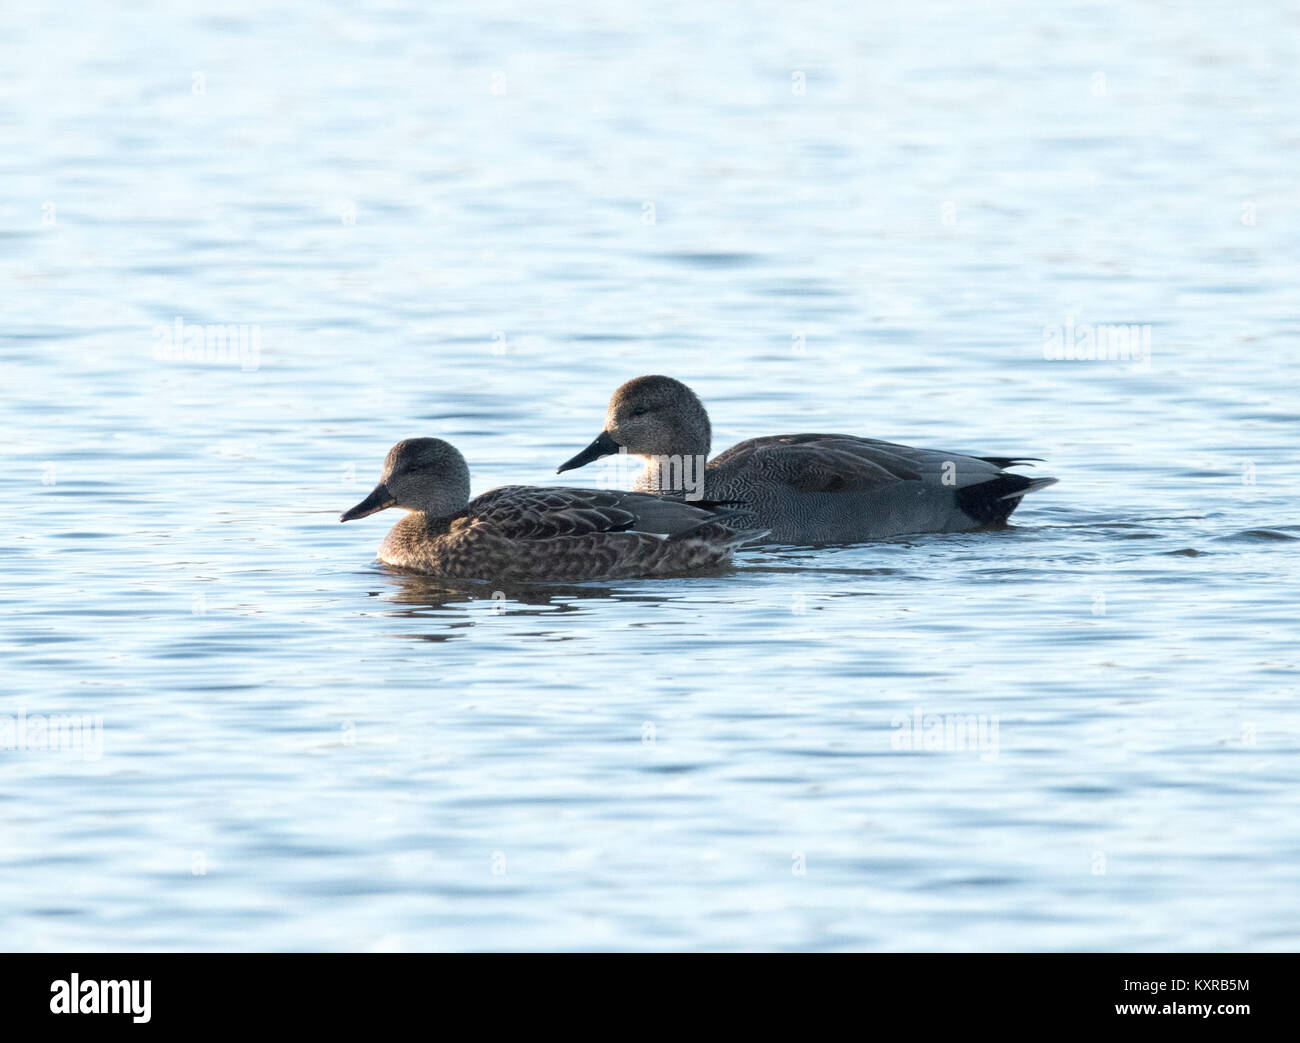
left=2, top=0, right=1298, bottom=951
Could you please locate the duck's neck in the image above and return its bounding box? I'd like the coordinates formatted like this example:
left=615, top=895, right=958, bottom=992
left=638, top=447, right=711, bottom=499
left=382, top=510, right=451, bottom=548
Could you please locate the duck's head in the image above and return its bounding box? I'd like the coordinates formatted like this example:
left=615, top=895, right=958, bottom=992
left=557, top=375, right=712, bottom=473
left=340, top=437, right=472, bottom=521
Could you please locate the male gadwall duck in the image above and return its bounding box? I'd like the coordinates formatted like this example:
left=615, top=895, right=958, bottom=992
left=557, top=376, right=1057, bottom=544
left=341, top=437, right=761, bottom=581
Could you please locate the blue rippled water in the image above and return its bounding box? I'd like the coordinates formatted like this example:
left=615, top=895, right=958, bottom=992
left=2, top=0, right=1297, bottom=950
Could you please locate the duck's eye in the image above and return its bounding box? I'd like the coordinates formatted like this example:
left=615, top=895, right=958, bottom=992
left=630, top=406, right=651, bottom=418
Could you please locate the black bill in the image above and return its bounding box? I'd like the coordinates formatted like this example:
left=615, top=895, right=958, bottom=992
left=556, top=430, right=622, bottom=474
left=340, top=483, right=397, bottom=522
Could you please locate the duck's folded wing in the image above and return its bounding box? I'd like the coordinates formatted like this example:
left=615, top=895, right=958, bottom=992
left=718, top=434, right=1036, bottom=493
left=461, top=486, right=633, bottom=539
left=465, top=486, right=727, bottom=540
left=718, top=436, right=921, bottom=494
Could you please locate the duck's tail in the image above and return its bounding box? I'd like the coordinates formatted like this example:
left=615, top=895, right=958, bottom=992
left=669, top=506, right=767, bottom=546
left=956, top=474, right=1058, bottom=526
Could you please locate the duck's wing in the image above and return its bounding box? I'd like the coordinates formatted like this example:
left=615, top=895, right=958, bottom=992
left=713, top=434, right=1038, bottom=493
left=464, top=486, right=743, bottom=541
left=712, top=434, right=920, bottom=493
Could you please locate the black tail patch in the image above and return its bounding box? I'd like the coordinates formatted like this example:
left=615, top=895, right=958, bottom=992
left=955, top=474, right=1056, bottom=526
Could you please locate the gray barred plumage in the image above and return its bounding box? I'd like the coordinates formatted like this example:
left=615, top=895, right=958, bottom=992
left=557, top=375, right=1058, bottom=544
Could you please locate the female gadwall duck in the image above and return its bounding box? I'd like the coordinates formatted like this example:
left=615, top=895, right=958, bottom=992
left=557, top=376, right=1057, bottom=544
left=341, top=437, right=761, bottom=581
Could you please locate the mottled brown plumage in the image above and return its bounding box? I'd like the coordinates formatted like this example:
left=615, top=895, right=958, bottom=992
left=340, top=438, right=760, bottom=581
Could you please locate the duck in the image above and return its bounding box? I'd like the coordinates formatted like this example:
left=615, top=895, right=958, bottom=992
left=556, top=375, right=1057, bottom=544
left=340, top=437, right=762, bottom=581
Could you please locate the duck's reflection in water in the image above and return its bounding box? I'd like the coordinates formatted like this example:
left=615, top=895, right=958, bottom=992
left=367, top=569, right=682, bottom=642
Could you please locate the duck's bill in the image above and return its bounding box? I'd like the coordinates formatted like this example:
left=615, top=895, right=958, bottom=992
left=556, top=430, right=621, bottom=474
left=340, top=483, right=396, bottom=522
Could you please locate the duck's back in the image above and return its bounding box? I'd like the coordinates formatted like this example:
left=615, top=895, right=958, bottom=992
left=702, top=433, right=1055, bottom=543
